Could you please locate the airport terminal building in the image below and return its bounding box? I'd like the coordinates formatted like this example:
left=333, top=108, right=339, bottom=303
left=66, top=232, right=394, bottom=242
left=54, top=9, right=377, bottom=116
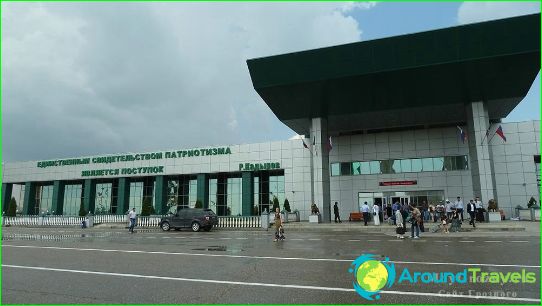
left=2, top=14, right=540, bottom=222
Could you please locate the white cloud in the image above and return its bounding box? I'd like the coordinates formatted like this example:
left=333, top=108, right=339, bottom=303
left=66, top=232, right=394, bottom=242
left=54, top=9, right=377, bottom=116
left=458, top=1, right=540, bottom=24
left=2, top=2, right=372, bottom=161
left=288, top=134, right=306, bottom=140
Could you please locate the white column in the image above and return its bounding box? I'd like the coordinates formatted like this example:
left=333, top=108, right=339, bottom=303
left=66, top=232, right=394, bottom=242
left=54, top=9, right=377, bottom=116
left=310, top=118, right=331, bottom=223
left=466, top=102, right=497, bottom=204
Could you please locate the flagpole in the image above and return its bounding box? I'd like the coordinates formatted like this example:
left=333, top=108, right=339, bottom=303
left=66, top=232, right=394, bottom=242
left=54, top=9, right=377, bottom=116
left=481, top=125, right=491, bottom=145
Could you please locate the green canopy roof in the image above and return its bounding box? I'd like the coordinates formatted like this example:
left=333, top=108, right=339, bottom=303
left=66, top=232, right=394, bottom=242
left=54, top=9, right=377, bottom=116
left=247, top=13, right=540, bottom=135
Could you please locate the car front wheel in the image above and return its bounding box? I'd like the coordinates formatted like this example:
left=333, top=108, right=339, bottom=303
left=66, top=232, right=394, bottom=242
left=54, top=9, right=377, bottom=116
left=161, top=221, right=171, bottom=231
left=191, top=222, right=201, bottom=232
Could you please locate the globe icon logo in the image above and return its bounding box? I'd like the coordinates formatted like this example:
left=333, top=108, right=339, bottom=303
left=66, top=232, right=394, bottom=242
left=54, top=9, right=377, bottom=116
left=349, top=254, right=396, bottom=300
left=357, top=260, right=388, bottom=292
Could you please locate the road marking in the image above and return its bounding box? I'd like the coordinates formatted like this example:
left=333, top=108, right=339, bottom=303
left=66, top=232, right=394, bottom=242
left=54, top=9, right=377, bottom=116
left=174, top=237, right=187, bottom=239
left=3, top=245, right=539, bottom=268
left=367, top=240, right=381, bottom=242
left=219, top=238, right=232, bottom=240
left=2, top=264, right=540, bottom=303
left=347, top=239, right=360, bottom=242
left=459, top=241, right=475, bottom=243
left=235, top=238, right=248, bottom=240
left=484, top=241, right=501, bottom=243
left=308, top=239, right=320, bottom=241
left=290, top=238, right=303, bottom=241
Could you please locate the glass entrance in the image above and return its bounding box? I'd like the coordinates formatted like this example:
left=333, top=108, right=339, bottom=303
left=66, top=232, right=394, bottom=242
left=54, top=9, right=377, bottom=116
left=358, top=191, right=444, bottom=213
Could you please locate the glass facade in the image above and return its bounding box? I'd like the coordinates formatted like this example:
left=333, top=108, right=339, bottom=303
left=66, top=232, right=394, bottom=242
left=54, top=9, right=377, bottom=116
left=128, top=177, right=154, bottom=213
left=167, top=176, right=197, bottom=212
left=35, top=185, right=54, bottom=215
left=331, top=155, right=469, bottom=176
left=227, top=177, right=242, bottom=216
left=63, top=184, right=83, bottom=216
left=209, top=174, right=241, bottom=216
left=94, top=182, right=118, bottom=214
left=253, top=171, right=285, bottom=215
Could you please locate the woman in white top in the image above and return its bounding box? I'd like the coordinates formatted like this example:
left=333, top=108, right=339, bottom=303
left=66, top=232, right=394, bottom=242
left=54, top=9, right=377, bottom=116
left=395, top=209, right=404, bottom=239
left=373, top=204, right=380, bottom=226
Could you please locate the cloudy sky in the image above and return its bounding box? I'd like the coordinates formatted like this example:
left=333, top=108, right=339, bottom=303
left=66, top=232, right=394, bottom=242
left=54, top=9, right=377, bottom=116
left=2, top=1, right=540, bottom=162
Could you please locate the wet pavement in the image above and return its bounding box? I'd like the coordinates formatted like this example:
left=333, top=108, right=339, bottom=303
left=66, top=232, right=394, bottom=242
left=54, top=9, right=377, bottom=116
left=1, top=227, right=540, bottom=304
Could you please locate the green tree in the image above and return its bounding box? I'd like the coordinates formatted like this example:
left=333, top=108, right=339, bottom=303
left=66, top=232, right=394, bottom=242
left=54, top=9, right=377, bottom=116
left=78, top=201, right=88, bottom=216
left=272, top=196, right=280, bottom=212
left=6, top=197, right=17, bottom=217
left=283, top=198, right=291, bottom=213
left=195, top=199, right=203, bottom=208
left=141, top=197, right=155, bottom=216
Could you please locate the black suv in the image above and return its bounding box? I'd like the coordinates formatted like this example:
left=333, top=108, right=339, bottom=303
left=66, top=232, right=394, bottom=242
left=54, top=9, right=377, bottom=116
left=160, top=208, right=219, bottom=232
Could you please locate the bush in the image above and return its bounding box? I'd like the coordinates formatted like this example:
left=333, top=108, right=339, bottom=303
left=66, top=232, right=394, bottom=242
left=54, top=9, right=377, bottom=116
left=6, top=197, right=17, bottom=217
left=78, top=201, right=88, bottom=216
left=283, top=198, right=291, bottom=213
left=195, top=199, right=203, bottom=209
left=272, top=196, right=280, bottom=212
left=141, top=197, right=155, bottom=216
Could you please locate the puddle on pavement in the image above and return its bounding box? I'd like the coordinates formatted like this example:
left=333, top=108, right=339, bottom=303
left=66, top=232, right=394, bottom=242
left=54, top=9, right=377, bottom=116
left=192, top=245, right=244, bottom=252
left=2, top=232, right=111, bottom=241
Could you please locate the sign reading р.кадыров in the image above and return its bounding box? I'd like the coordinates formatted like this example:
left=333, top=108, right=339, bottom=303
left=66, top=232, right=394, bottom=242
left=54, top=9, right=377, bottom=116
left=239, top=162, right=280, bottom=171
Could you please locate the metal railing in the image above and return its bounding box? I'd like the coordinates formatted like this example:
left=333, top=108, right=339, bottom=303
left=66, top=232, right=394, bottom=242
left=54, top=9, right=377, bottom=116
left=3, top=215, right=86, bottom=227
left=3, top=214, right=262, bottom=228
left=217, top=216, right=261, bottom=228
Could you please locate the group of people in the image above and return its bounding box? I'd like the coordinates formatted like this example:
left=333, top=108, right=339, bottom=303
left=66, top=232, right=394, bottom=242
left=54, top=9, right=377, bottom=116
left=330, top=195, right=487, bottom=238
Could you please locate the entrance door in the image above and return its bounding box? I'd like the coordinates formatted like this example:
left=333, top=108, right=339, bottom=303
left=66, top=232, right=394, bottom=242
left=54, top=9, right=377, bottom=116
left=390, top=196, right=409, bottom=207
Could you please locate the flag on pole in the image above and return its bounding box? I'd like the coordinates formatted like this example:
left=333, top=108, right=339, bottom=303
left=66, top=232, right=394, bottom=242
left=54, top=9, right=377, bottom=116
left=481, top=126, right=491, bottom=144
left=495, top=125, right=507, bottom=142
left=327, top=136, right=333, bottom=151
left=457, top=126, right=468, bottom=144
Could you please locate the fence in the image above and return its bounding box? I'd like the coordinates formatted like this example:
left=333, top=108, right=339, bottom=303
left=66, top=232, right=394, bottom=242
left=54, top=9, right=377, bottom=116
left=3, top=215, right=86, bottom=227
left=3, top=214, right=262, bottom=228
left=217, top=216, right=261, bottom=228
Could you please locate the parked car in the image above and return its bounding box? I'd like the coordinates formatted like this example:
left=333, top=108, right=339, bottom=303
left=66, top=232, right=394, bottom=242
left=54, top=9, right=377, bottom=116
left=160, top=208, right=218, bottom=232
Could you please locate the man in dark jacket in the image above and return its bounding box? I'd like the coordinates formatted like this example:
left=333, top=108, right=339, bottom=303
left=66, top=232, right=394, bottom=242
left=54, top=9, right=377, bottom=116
left=467, top=199, right=476, bottom=227
left=333, top=202, right=342, bottom=223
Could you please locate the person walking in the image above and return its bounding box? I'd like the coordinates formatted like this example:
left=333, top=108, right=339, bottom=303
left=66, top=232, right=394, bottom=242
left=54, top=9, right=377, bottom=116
left=409, top=205, right=421, bottom=239
left=467, top=199, right=476, bottom=228
left=441, top=214, right=449, bottom=234
left=445, top=199, right=454, bottom=219
left=475, top=197, right=485, bottom=222
left=128, top=208, right=137, bottom=233
left=455, top=196, right=464, bottom=221
left=333, top=202, right=342, bottom=223
left=391, top=201, right=400, bottom=225
left=395, top=209, right=405, bottom=239
left=361, top=202, right=370, bottom=226
left=273, top=207, right=283, bottom=242
left=373, top=204, right=380, bottom=226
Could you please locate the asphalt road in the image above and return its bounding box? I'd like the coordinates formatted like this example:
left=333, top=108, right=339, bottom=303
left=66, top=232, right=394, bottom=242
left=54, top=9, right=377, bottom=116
left=1, top=227, right=540, bottom=304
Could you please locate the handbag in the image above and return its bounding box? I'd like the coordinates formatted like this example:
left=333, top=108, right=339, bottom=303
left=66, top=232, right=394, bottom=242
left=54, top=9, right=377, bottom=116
left=396, top=227, right=405, bottom=235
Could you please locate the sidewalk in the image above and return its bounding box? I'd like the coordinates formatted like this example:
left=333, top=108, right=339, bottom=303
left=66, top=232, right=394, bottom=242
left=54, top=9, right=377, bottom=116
left=282, top=220, right=541, bottom=236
